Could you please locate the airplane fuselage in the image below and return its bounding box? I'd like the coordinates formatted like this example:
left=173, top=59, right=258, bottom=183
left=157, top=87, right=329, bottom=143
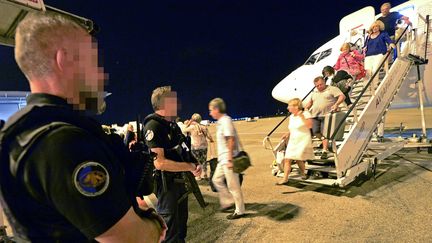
left=272, top=0, right=432, bottom=109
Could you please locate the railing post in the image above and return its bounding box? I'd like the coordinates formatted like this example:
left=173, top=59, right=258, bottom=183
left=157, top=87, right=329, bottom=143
left=425, top=15, right=430, bottom=60
left=384, top=55, right=389, bottom=75
left=416, top=65, right=428, bottom=141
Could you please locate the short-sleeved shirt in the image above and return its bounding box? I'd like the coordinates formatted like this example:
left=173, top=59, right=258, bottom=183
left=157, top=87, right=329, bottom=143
left=378, top=12, right=403, bottom=37
left=216, top=115, right=240, bottom=164
left=144, top=115, right=173, bottom=150
left=183, top=122, right=209, bottom=150
left=143, top=114, right=184, bottom=163
left=1, top=93, right=131, bottom=241
left=309, top=86, right=343, bottom=118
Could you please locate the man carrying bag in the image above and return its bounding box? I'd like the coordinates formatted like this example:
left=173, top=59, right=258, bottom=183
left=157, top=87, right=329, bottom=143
left=209, top=98, right=246, bottom=220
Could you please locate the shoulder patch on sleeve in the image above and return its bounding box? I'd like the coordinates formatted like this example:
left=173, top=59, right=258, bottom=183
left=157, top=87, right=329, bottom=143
left=145, top=130, right=154, bottom=141
left=73, top=161, right=109, bottom=197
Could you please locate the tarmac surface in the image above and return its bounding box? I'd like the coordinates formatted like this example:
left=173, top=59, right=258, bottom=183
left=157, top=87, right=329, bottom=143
left=186, top=108, right=432, bottom=243
left=1, top=108, right=430, bottom=241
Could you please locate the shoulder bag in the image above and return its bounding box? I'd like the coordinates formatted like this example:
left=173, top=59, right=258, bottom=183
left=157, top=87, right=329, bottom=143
left=232, top=132, right=252, bottom=173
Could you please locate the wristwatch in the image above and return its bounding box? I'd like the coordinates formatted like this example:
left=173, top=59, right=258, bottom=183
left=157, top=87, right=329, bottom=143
left=137, top=207, right=166, bottom=230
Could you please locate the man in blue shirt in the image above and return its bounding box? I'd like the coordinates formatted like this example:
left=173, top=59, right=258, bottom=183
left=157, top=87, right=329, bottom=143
left=378, top=2, right=411, bottom=38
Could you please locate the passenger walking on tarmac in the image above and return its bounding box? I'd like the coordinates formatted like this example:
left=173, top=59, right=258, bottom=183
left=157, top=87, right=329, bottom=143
left=0, top=12, right=165, bottom=242
left=209, top=98, right=246, bottom=220
left=276, top=98, right=314, bottom=185
left=363, top=20, right=395, bottom=93
left=143, top=86, right=202, bottom=242
left=183, top=113, right=214, bottom=180
left=176, top=117, right=188, bottom=136
left=304, top=77, right=345, bottom=159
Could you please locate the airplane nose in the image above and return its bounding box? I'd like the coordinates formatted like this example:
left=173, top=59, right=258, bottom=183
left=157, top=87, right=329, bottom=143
left=272, top=77, right=303, bottom=103
left=271, top=84, right=288, bottom=103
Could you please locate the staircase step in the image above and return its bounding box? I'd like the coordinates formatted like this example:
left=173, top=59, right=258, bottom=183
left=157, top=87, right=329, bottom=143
left=310, top=158, right=335, bottom=165
left=306, top=164, right=336, bottom=173
left=280, top=172, right=338, bottom=186
left=351, top=87, right=365, bottom=91
left=347, top=110, right=364, bottom=116
left=351, top=94, right=372, bottom=99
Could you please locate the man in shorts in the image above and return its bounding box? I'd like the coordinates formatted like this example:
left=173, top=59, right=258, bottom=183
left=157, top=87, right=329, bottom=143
left=304, top=76, right=345, bottom=159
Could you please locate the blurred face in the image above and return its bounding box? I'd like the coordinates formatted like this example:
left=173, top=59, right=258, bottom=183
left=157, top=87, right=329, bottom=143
left=287, top=102, right=299, bottom=113
left=314, top=79, right=327, bottom=92
left=63, top=32, right=107, bottom=113
left=372, top=25, right=380, bottom=33
left=162, top=91, right=178, bottom=118
left=381, top=5, right=390, bottom=16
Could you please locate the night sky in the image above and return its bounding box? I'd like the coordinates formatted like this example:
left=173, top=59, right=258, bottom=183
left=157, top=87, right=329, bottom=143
left=0, top=0, right=406, bottom=125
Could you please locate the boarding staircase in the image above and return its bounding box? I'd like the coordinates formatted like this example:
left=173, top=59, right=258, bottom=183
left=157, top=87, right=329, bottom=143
left=265, top=16, right=431, bottom=187
left=306, top=52, right=413, bottom=187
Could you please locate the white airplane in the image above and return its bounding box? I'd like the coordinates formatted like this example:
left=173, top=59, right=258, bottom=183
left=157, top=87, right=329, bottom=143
left=271, top=0, right=432, bottom=109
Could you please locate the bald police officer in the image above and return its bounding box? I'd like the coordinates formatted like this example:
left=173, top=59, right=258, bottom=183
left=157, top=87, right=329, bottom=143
left=0, top=12, right=165, bottom=242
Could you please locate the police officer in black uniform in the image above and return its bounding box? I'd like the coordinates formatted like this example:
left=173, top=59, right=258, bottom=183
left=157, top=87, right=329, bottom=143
left=0, top=12, right=165, bottom=242
left=143, top=86, right=202, bottom=243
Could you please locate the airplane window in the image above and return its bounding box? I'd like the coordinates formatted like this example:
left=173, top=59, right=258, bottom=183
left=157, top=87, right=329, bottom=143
left=304, top=52, right=321, bottom=65
left=317, top=48, right=332, bottom=62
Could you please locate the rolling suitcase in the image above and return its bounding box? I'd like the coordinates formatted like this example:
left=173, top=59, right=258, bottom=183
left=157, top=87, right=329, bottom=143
left=322, top=111, right=346, bottom=141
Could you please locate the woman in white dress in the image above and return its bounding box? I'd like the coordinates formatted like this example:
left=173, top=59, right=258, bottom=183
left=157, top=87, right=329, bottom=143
left=277, top=98, right=314, bottom=185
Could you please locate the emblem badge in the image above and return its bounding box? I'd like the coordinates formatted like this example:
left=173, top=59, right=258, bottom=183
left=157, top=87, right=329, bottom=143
left=73, top=161, right=109, bottom=197
left=145, top=130, right=154, bottom=141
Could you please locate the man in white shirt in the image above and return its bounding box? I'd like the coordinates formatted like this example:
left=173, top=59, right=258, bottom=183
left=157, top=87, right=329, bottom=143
left=209, top=98, right=245, bottom=220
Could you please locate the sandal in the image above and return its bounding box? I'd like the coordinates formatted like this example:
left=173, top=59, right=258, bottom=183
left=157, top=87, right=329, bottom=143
left=276, top=181, right=289, bottom=186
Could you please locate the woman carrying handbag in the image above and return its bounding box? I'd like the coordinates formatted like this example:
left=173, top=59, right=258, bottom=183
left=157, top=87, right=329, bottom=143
left=334, top=42, right=365, bottom=81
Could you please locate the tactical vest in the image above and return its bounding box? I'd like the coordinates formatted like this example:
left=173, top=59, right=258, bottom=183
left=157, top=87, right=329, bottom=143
left=143, top=113, right=196, bottom=164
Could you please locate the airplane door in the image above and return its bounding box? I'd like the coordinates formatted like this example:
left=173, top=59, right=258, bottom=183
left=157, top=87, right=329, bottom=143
left=339, top=6, right=375, bottom=45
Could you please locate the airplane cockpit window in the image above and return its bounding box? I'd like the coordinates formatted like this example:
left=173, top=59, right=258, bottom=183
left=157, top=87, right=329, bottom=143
left=317, top=48, right=332, bottom=62
left=304, top=52, right=320, bottom=65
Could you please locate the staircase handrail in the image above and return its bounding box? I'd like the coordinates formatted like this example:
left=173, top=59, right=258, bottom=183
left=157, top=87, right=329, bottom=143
left=423, top=15, right=429, bottom=61
left=265, top=87, right=315, bottom=138
left=329, top=24, right=411, bottom=142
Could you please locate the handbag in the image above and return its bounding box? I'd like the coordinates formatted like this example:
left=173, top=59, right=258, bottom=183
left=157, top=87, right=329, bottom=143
left=232, top=134, right=252, bottom=173
left=209, top=158, right=244, bottom=192
left=233, top=151, right=251, bottom=173
left=343, top=55, right=366, bottom=81
left=356, top=62, right=366, bottom=80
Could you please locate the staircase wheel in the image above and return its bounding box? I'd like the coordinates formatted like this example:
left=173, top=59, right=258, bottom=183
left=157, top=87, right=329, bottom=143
left=371, top=158, right=378, bottom=180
